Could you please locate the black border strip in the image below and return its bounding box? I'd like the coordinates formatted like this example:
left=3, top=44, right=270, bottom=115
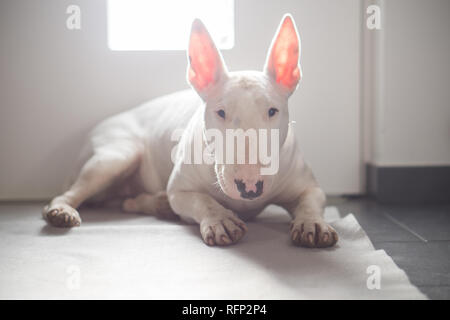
left=367, top=164, right=450, bottom=204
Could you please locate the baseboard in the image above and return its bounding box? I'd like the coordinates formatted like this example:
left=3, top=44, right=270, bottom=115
left=367, top=164, right=450, bottom=204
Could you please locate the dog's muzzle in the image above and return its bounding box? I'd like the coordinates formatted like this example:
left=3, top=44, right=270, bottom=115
left=234, top=179, right=263, bottom=200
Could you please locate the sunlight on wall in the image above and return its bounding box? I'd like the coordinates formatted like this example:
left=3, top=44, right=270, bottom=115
left=107, top=0, right=234, bottom=50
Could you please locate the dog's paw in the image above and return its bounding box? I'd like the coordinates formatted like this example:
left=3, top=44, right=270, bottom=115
left=200, top=212, right=248, bottom=246
left=122, top=192, right=179, bottom=220
left=122, top=198, right=138, bottom=212
left=43, top=204, right=81, bottom=228
left=152, top=192, right=179, bottom=220
left=290, top=217, right=338, bottom=248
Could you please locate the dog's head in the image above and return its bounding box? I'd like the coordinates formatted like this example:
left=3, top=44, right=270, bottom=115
left=187, top=14, right=301, bottom=201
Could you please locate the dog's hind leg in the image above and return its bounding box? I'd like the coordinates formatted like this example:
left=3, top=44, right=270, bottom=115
left=43, top=143, right=142, bottom=227
left=122, top=192, right=179, bottom=221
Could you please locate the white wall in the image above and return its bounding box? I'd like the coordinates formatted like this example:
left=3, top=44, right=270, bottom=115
left=0, top=0, right=362, bottom=199
left=364, top=0, right=450, bottom=167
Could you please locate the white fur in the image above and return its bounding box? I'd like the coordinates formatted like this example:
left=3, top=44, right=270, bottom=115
left=43, top=15, right=338, bottom=248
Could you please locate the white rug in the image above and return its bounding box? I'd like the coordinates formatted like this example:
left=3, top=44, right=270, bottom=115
left=0, top=204, right=426, bottom=299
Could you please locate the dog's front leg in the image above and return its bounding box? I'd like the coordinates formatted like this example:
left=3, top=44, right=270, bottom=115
left=168, top=191, right=248, bottom=246
left=284, top=187, right=338, bottom=248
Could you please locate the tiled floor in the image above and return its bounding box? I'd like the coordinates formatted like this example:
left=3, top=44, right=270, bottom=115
left=330, top=196, right=450, bottom=300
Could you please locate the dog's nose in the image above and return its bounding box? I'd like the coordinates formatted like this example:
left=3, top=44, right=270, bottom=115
left=234, top=179, right=263, bottom=200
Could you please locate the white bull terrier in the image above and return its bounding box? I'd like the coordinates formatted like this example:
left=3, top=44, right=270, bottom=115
left=43, top=14, right=338, bottom=248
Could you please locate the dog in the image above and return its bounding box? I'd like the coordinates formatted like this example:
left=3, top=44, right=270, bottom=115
left=43, top=14, right=338, bottom=248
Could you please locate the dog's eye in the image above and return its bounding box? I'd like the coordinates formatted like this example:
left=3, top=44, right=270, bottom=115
left=217, top=109, right=226, bottom=119
left=268, top=107, right=279, bottom=117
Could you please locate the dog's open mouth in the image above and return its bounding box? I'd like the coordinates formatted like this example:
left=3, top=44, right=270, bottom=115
left=234, top=179, right=263, bottom=200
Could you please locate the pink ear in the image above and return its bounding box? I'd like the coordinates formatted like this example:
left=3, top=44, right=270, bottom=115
left=187, top=19, right=227, bottom=96
left=265, top=15, right=301, bottom=93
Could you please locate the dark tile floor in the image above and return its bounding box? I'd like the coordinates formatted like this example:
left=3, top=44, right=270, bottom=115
left=330, top=196, right=450, bottom=300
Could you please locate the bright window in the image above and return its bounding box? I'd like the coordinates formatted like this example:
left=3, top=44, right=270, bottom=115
left=107, top=0, right=234, bottom=51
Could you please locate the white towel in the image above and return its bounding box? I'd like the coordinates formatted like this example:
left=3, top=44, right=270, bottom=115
left=0, top=204, right=426, bottom=299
